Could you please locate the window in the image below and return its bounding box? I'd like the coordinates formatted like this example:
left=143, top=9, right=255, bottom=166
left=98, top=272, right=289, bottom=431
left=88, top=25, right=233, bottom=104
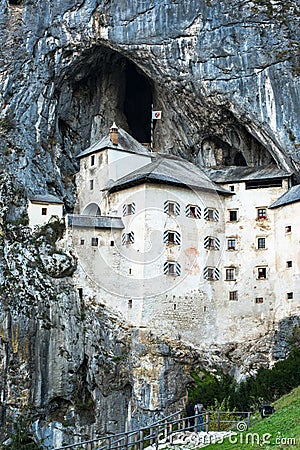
left=90, top=180, right=94, bottom=190
left=257, top=238, right=266, bottom=249
left=204, top=236, right=220, bottom=250
left=110, top=241, right=115, bottom=247
left=285, top=225, right=292, bottom=233
left=204, top=208, right=219, bottom=221
left=229, top=291, right=238, bottom=301
left=257, top=267, right=267, bottom=279
left=185, top=204, right=201, bottom=219
left=287, top=292, right=293, bottom=299
left=163, top=230, right=181, bottom=245
left=227, top=239, right=236, bottom=250
left=246, top=179, right=282, bottom=189
left=164, top=261, right=181, bottom=276
left=41, top=207, right=47, bottom=216
left=257, top=208, right=267, bottom=220
left=229, top=210, right=238, bottom=221
left=255, top=297, right=264, bottom=304
left=229, top=185, right=235, bottom=192
left=225, top=268, right=236, bottom=281
left=203, top=267, right=220, bottom=281
left=91, top=237, right=98, bottom=246
left=78, top=288, right=83, bottom=301
left=128, top=299, right=133, bottom=309
left=286, top=261, right=292, bottom=268
left=122, top=232, right=135, bottom=245
left=123, top=203, right=136, bottom=216
left=91, top=154, right=95, bottom=166
left=80, top=238, right=85, bottom=245
left=164, top=200, right=180, bottom=216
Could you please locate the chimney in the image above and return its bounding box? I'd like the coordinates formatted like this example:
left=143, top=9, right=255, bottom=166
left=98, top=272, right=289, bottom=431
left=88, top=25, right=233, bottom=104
left=110, top=122, right=119, bottom=145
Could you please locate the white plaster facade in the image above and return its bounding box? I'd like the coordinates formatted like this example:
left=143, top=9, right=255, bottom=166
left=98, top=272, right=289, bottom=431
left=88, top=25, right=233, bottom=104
left=68, top=126, right=300, bottom=347
left=28, top=195, right=63, bottom=228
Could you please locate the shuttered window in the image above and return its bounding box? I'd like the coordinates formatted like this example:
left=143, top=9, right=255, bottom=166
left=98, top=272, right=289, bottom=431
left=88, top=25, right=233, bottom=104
left=164, top=261, right=181, bottom=276
left=203, top=267, right=220, bottom=281
left=163, top=230, right=181, bottom=245
left=204, top=208, right=219, bottom=221
left=185, top=204, right=201, bottom=219
left=122, top=232, right=135, bottom=245
left=204, top=236, right=220, bottom=250
left=164, top=201, right=180, bottom=216
left=122, top=203, right=136, bottom=216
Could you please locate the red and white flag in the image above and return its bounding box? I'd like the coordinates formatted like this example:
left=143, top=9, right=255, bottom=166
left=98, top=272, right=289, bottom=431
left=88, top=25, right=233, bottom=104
left=152, top=111, right=162, bottom=120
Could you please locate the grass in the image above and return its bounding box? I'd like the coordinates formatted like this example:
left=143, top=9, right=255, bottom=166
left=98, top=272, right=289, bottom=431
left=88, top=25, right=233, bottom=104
left=204, top=385, right=300, bottom=449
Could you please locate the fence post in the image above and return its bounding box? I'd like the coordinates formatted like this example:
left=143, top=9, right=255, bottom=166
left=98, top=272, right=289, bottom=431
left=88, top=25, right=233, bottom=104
left=247, top=412, right=251, bottom=429
left=217, top=412, right=220, bottom=431
left=205, top=413, right=209, bottom=432
left=140, top=429, right=144, bottom=450
left=124, top=433, right=128, bottom=450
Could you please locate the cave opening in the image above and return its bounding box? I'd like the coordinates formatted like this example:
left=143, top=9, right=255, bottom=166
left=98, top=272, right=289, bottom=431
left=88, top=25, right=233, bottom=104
left=124, top=61, right=152, bottom=143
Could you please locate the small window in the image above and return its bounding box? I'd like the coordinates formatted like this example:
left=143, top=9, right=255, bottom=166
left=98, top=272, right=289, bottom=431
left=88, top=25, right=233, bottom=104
left=204, top=208, right=219, bottom=221
left=80, top=238, right=85, bottom=245
left=91, top=154, right=95, bottom=166
left=257, top=267, right=267, bottom=279
left=78, top=288, right=83, bottom=301
left=128, top=299, right=133, bottom=309
left=90, top=180, right=94, bottom=190
left=110, top=241, right=114, bottom=247
left=41, top=207, right=47, bottom=216
left=164, top=200, right=180, bottom=216
left=123, top=203, right=136, bottom=216
left=229, top=185, right=235, bottom=192
left=174, top=304, right=177, bottom=310
left=285, top=225, right=292, bottom=233
left=91, top=237, right=98, bottom=246
left=255, top=297, right=264, bottom=304
left=257, top=238, right=266, bottom=249
left=257, top=208, right=267, bottom=220
left=204, top=267, right=220, bottom=281
left=204, top=236, right=220, bottom=250
left=225, top=268, right=236, bottom=281
left=129, top=268, right=132, bottom=275
left=286, top=261, right=292, bottom=268
left=185, top=204, right=201, bottom=219
left=227, top=239, right=236, bottom=250
left=163, top=230, right=181, bottom=245
left=164, top=261, right=181, bottom=276
left=287, top=292, right=293, bottom=299
left=229, top=291, right=238, bottom=301
left=122, top=232, right=135, bottom=245
left=229, top=210, right=238, bottom=221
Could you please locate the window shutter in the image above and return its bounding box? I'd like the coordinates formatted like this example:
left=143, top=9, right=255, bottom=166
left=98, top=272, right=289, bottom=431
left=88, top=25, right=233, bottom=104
left=195, top=206, right=201, bottom=219
left=131, top=202, right=136, bottom=214
left=214, top=268, right=220, bottom=280
left=185, top=205, right=190, bottom=217
left=203, top=267, right=209, bottom=279
left=204, top=208, right=208, bottom=220
left=164, top=201, right=169, bottom=214
left=204, top=236, right=209, bottom=249
left=175, top=262, right=181, bottom=276
left=175, top=202, right=180, bottom=216
left=121, top=233, right=126, bottom=245
left=129, top=232, right=135, bottom=244
left=215, top=238, right=220, bottom=250
left=214, top=209, right=220, bottom=221
left=122, top=204, right=127, bottom=216
left=174, top=231, right=181, bottom=245
left=163, top=230, right=169, bottom=244
left=164, top=261, right=169, bottom=275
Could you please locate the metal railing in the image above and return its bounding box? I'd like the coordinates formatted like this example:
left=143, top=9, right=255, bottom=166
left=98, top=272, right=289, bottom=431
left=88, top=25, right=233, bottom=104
left=54, top=410, right=251, bottom=450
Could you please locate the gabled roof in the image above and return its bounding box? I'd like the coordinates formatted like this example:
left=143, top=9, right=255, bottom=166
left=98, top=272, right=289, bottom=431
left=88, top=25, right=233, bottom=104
left=77, top=127, right=151, bottom=159
left=29, top=194, right=63, bottom=204
left=108, top=153, right=232, bottom=195
left=204, top=166, right=292, bottom=184
left=269, top=184, right=300, bottom=209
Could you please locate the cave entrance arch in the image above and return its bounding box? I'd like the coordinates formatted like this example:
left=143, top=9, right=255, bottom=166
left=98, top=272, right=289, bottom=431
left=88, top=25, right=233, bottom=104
left=82, top=203, right=101, bottom=216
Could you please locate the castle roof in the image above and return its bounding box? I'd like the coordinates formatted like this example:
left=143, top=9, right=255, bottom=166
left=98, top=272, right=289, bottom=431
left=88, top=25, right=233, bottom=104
left=77, top=127, right=151, bottom=159
left=108, top=153, right=232, bottom=195
left=29, top=194, right=63, bottom=204
left=204, top=166, right=291, bottom=184
left=269, top=184, right=300, bottom=209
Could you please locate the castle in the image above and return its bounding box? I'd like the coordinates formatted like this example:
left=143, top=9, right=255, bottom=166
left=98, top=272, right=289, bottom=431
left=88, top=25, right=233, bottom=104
left=31, top=124, right=300, bottom=347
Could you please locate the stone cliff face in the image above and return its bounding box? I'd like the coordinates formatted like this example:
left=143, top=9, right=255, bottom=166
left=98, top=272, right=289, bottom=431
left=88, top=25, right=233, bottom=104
left=0, top=0, right=299, bottom=447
